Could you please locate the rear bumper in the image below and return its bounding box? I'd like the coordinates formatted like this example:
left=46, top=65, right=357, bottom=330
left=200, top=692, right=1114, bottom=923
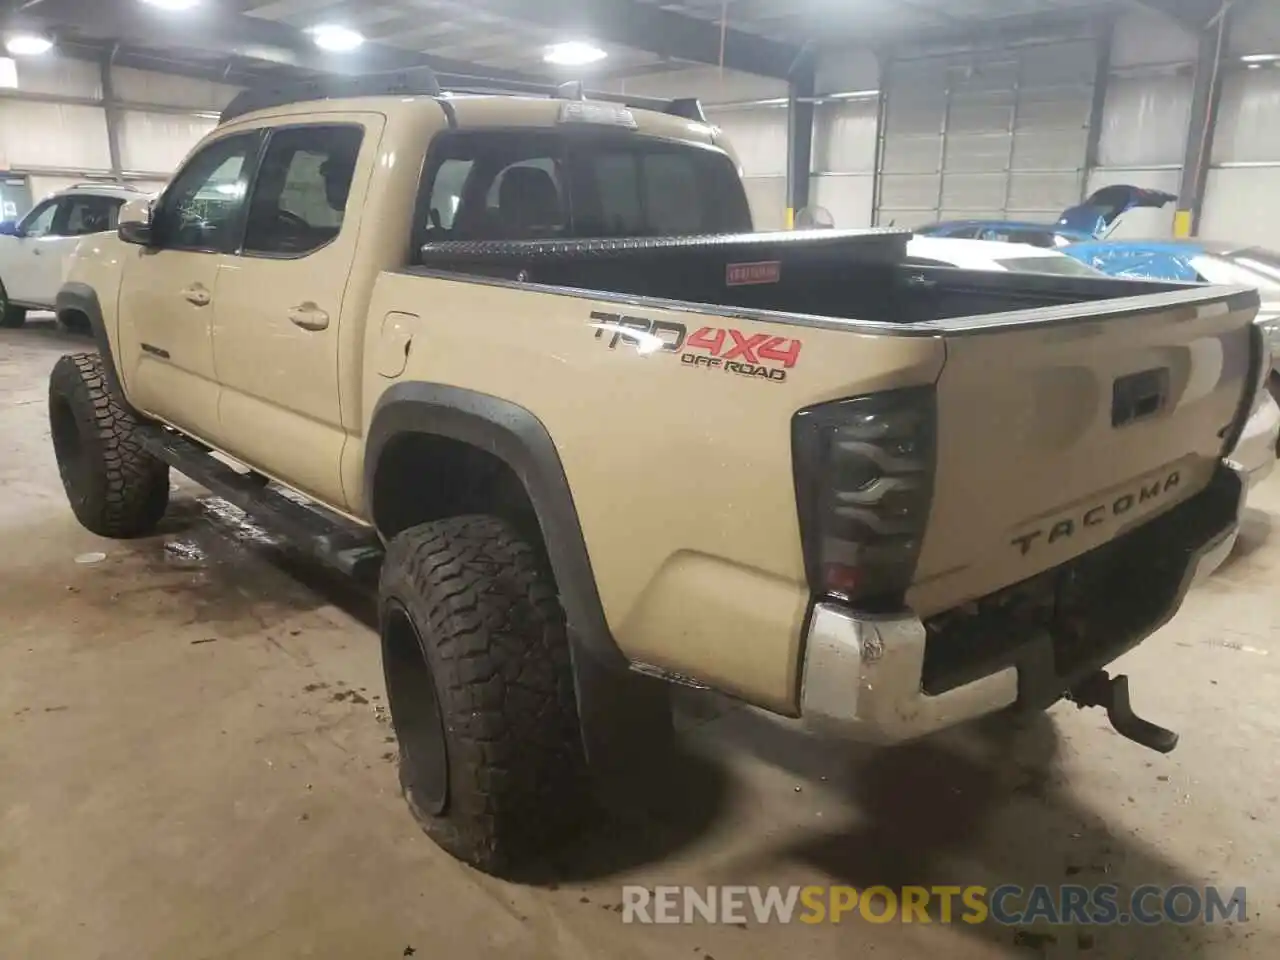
left=800, top=462, right=1246, bottom=743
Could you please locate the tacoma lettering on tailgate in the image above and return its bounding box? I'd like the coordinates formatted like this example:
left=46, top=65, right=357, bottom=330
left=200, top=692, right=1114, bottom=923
left=1010, top=470, right=1182, bottom=556
left=589, top=310, right=802, bottom=384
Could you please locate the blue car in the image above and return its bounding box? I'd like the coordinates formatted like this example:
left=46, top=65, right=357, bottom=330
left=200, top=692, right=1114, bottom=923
left=1061, top=238, right=1280, bottom=297
left=1064, top=238, right=1280, bottom=467
left=918, top=185, right=1177, bottom=249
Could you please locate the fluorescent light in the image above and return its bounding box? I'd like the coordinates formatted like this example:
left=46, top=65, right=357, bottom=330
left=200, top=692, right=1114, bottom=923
left=309, top=24, right=365, bottom=52
left=1241, top=53, right=1280, bottom=63
left=140, top=0, right=201, bottom=10
left=5, top=35, right=52, bottom=56
left=543, top=41, right=607, bottom=66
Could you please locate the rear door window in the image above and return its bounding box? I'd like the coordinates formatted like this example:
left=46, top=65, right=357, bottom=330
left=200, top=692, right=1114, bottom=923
left=416, top=130, right=750, bottom=249
left=62, top=196, right=124, bottom=236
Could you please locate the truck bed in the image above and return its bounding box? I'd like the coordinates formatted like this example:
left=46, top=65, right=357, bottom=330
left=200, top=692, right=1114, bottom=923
left=412, top=228, right=1232, bottom=332
left=402, top=228, right=1262, bottom=623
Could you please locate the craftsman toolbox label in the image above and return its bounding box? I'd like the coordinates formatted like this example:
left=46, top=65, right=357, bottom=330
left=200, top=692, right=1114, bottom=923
left=590, top=310, right=802, bottom=383
left=726, top=260, right=782, bottom=286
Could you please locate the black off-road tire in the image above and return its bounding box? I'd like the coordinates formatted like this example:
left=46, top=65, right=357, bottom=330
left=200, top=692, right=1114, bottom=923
left=48, top=353, right=169, bottom=538
left=379, top=515, right=588, bottom=876
left=0, top=283, right=26, bottom=328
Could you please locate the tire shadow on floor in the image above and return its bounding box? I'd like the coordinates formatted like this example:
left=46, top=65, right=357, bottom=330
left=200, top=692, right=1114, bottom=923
left=158, top=494, right=734, bottom=883
left=698, top=705, right=1248, bottom=958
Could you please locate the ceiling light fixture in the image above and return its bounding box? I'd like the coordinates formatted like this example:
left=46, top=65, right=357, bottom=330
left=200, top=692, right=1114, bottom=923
left=309, top=24, right=365, bottom=52
left=543, top=41, right=608, bottom=66
left=140, top=0, right=202, bottom=10
left=5, top=34, right=53, bottom=56
left=1241, top=53, right=1280, bottom=63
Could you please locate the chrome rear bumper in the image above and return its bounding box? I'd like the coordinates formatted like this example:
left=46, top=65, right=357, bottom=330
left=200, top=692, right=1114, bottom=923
left=800, top=463, right=1246, bottom=743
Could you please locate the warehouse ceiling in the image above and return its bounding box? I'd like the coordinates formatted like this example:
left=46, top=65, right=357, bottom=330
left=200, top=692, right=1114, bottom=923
left=2, top=0, right=1233, bottom=86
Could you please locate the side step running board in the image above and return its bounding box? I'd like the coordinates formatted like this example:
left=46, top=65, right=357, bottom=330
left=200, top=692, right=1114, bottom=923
left=140, top=428, right=383, bottom=583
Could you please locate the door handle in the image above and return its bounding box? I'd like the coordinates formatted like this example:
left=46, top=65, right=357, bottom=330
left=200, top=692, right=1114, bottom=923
left=182, top=285, right=211, bottom=307
left=288, top=303, right=330, bottom=331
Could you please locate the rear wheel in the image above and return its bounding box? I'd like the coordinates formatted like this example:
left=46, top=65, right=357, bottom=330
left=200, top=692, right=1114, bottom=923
left=0, top=284, right=26, bottom=328
left=379, top=514, right=588, bottom=876
left=48, top=353, right=169, bottom=537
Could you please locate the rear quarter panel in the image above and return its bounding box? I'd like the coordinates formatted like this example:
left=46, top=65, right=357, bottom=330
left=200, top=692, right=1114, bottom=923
left=359, top=273, right=945, bottom=711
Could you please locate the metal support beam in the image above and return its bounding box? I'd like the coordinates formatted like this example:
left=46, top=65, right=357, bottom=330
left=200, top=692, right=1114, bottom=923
left=1176, top=7, right=1230, bottom=237
left=786, top=51, right=816, bottom=227
left=99, top=50, right=124, bottom=183
left=1082, top=14, right=1116, bottom=197
left=366, top=0, right=801, bottom=79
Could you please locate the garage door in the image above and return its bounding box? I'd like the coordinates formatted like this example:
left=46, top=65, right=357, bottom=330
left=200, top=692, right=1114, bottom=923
left=875, top=39, right=1099, bottom=229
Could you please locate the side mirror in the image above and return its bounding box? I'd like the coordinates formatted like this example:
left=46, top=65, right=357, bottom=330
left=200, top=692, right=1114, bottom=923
left=117, top=197, right=155, bottom=246
left=0, top=219, right=19, bottom=237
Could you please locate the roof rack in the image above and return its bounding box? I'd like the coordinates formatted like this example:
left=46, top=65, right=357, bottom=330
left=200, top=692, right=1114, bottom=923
left=220, top=67, right=443, bottom=124
left=219, top=66, right=707, bottom=126
left=435, top=72, right=709, bottom=123
left=64, top=181, right=145, bottom=192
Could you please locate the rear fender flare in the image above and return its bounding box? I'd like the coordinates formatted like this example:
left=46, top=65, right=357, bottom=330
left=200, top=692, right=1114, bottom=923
left=364, top=383, right=627, bottom=672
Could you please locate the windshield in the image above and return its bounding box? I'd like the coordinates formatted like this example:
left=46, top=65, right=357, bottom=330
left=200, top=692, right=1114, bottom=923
left=417, top=130, right=752, bottom=244
left=1191, top=250, right=1280, bottom=295
left=992, top=255, right=1104, bottom=277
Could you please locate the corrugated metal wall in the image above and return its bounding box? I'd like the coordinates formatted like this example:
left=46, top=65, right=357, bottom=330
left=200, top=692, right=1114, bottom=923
left=1200, top=2, right=1280, bottom=247
left=704, top=105, right=788, bottom=229
left=874, top=37, right=1098, bottom=228
left=809, top=52, right=880, bottom=229
left=811, top=97, right=878, bottom=228
left=0, top=54, right=237, bottom=212
left=1087, top=8, right=1195, bottom=238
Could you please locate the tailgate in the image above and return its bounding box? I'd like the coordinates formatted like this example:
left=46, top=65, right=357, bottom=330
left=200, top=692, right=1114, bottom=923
left=908, top=288, right=1260, bottom=617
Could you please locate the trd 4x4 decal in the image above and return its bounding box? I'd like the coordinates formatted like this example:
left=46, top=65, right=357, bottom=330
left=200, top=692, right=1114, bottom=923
left=589, top=310, right=802, bottom=383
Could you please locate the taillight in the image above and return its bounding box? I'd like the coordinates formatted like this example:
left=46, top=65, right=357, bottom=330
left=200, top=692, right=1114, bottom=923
left=792, top=387, right=937, bottom=610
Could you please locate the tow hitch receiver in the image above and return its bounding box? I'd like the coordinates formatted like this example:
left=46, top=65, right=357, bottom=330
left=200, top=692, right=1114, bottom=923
left=1070, top=671, right=1179, bottom=754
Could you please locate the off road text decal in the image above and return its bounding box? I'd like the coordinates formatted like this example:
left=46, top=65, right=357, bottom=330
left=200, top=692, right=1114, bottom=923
left=589, top=311, right=802, bottom=384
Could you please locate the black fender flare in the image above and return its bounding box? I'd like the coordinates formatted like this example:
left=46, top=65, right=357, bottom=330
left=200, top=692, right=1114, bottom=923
left=56, top=283, right=136, bottom=411
left=365, top=382, right=628, bottom=671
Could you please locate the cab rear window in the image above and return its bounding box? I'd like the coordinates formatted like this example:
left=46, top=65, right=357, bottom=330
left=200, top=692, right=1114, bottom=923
left=413, top=130, right=751, bottom=250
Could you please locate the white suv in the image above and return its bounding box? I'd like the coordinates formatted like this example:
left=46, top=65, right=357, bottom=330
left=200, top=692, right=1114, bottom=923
left=0, top=183, right=148, bottom=329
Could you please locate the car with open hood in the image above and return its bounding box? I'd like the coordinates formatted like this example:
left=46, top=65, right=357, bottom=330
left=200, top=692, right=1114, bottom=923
left=917, top=185, right=1178, bottom=249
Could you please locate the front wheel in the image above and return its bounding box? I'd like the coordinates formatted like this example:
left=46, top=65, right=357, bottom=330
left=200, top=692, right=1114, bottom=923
left=0, top=283, right=26, bottom=328
left=379, top=515, right=588, bottom=876
left=48, top=353, right=170, bottom=537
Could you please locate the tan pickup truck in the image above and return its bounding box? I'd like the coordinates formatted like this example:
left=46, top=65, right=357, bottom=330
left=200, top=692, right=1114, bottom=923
left=48, top=71, right=1264, bottom=875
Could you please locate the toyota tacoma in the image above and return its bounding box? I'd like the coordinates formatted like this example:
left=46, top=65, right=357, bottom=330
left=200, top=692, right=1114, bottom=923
left=48, top=71, right=1264, bottom=875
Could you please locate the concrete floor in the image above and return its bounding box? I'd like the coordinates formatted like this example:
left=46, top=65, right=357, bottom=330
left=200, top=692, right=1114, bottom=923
left=2, top=317, right=1278, bottom=960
